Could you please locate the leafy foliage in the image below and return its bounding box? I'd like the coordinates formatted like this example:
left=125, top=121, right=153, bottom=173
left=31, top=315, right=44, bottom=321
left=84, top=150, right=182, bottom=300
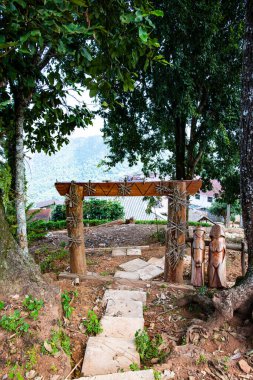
left=0, top=301, right=5, bottom=311
left=83, top=310, right=103, bottom=335
left=134, top=329, right=167, bottom=364
left=51, top=205, right=66, bottom=222
left=83, top=199, right=124, bottom=220
left=61, top=290, right=78, bottom=319
left=43, top=329, right=71, bottom=356
left=99, top=0, right=244, bottom=186
left=209, top=199, right=241, bottom=222
left=52, top=200, right=124, bottom=221
left=0, top=310, right=29, bottom=333
left=22, top=295, right=44, bottom=320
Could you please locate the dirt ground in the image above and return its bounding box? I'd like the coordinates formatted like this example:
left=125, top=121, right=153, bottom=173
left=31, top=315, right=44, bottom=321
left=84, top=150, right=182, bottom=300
left=0, top=224, right=252, bottom=380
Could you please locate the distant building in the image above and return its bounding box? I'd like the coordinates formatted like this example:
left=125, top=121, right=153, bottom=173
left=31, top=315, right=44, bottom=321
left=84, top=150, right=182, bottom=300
left=27, top=208, right=52, bottom=222
left=36, top=199, right=63, bottom=209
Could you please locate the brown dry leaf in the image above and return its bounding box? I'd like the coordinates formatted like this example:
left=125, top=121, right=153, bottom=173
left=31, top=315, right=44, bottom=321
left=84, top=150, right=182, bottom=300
left=43, top=341, right=53, bottom=353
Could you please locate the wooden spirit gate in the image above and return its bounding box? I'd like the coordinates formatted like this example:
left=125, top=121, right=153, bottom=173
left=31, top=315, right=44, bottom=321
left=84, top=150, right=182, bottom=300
left=55, top=180, right=202, bottom=283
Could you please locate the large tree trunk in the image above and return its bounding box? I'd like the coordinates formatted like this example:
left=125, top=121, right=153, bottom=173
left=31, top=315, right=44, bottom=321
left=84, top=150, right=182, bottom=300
left=194, top=1, right=253, bottom=326
left=0, top=198, right=44, bottom=295
left=15, top=100, right=28, bottom=256
left=175, top=117, right=186, bottom=180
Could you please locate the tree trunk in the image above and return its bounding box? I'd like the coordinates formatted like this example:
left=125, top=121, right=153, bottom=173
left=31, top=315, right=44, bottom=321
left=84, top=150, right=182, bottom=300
left=175, top=118, right=186, bottom=180
left=199, top=1, right=253, bottom=325
left=0, top=198, right=44, bottom=295
left=240, top=0, right=253, bottom=277
left=15, top=101, right=28, bottom=256
left=225, top=204, right=231, bottom=228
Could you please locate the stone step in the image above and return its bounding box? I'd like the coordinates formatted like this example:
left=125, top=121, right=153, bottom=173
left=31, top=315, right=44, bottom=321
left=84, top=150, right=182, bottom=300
left=100, top=316, right=144, bottom=339
left=114, top=271, right=140, bottom=280
left=119, top=258, right=149, bottom=272
left=76, top=369, right=155, bottom=379
left=103, top=289, right=146, bottom=305
left=81, top=337, right=140, bottom=377
left=105, top=299, right=143, bottom=318
left=137, top=264, right=164, bottom=281
left=147, top=256, right=165, bottom=269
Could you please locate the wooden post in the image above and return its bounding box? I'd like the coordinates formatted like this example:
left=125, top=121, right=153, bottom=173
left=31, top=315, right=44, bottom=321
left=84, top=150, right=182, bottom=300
left=164, top=182, right=186, bottom=283
left=66, top=182, right=86, bottom=274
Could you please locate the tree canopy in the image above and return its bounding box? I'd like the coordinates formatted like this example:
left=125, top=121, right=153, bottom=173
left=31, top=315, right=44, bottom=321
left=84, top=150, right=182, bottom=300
left=0, top=0, right=163, bottom=253
left=98, top=0, right=244, bottom=187
left=0, top=0, right=163, bottom=154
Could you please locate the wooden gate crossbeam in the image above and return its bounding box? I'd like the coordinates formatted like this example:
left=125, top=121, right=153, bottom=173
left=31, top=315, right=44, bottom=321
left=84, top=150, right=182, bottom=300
left=55, top=180, right=202, bottom=197
left=55, top=179, right=202, bottom=283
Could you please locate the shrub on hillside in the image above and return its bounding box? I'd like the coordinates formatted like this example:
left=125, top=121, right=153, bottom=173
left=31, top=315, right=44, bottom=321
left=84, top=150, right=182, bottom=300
left=83, top=199, right=124, bottom=220
left=51, top=205, right=66, bottom=221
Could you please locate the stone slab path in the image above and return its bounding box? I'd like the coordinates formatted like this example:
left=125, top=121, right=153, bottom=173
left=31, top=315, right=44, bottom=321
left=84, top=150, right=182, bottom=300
left=116, top=257, right=165, bottom=281
left=112, top=248, right=142, bottom=257
left=78, top=288, right=154, bottom=380
left=78, top=369, right=155, bottom=380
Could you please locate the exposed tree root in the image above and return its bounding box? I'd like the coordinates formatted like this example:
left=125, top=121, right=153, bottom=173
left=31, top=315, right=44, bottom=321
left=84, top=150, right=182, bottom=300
left=180, top=277, right=253, bottom=342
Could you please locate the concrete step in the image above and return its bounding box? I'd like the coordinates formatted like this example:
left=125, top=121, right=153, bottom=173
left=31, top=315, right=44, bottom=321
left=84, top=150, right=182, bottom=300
left=105, top=299, right=143, bottom=318
left=81, top=336, right=140, bottom=377
left=100, top=316, right=144, bottom=339
left=103, top=289, right=146, bottom=305
left=76, top=369, right=155, bottom=379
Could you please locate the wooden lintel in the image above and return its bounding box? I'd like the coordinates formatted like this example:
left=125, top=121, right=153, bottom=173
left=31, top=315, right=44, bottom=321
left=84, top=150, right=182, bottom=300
left=55, top=180, right=202, bottom=198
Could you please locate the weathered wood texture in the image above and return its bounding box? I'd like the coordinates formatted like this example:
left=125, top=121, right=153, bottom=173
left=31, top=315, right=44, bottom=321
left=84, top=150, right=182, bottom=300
left=66, top=184, right=86, bottom=274
left=55, top=180, right=202, bottom=198
left=164, top=183, right=186, bottom=283
left=191, top=228, right=206, bottom=287
left=208, top=224, right=226, bottom=288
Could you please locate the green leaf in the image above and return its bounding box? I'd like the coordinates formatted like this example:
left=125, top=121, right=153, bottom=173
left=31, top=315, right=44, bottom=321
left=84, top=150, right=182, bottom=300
left=69, top=0, right=87, bottom=5
left=138, top=26, right=148, bottom=43
left=81, top=48, right=92, bottom=61
left=150, top=10, right=164, bottom=17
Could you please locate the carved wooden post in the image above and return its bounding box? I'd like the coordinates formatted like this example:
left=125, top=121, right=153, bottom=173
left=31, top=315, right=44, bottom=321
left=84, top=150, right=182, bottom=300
left=65, top=182, right=86, bottom=274
left=191, top=228, right=206, bottom=287
left=208, top=224, right=226, bottom=288
left=164, top=182, right=186, bottom=283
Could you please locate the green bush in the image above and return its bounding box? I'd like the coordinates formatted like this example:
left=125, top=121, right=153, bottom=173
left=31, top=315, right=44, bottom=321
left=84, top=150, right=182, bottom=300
left=83, top=199, right=124, bottom=220
left=51, top=205, right=66, bottom=221
left=188, top=221, right=212, bottom=227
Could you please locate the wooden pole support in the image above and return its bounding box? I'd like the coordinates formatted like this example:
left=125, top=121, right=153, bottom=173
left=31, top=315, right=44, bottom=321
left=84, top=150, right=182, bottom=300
left=164, top=182, right=186, bottom=283
left=66, top=183, right=86, bottom=274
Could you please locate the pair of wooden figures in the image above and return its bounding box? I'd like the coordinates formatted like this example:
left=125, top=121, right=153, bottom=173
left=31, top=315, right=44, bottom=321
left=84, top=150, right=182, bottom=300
left=191, top=224, right=226, bottom=288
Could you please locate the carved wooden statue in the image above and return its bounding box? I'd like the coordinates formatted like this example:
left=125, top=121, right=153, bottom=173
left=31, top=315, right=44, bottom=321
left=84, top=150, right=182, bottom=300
left=208, top=224, right=226, bottom=288
left=191, top=228, right=206, bottom=287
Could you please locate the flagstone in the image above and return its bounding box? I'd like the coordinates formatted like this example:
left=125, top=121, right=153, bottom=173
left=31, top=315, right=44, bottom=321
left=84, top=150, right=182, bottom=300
left=114, top=271, right=140, bottom=280
left=126, top=248, right=142, bottom=256
left=137, top=264, right=164, bottom=281
left=77, top=369, right=155, bottom=380
left=112, top=248, right=127, bottom=257
left=147, top=256, right=165, bottom=269
left=99, top=316, right=144, bottom=339
left=81, top=337, right=140, bottom=377
left=105, top=299, right=143, bottom=318
left=103, top=289, right=146, bottom=305
left=119, top=258, right=149, bottom=272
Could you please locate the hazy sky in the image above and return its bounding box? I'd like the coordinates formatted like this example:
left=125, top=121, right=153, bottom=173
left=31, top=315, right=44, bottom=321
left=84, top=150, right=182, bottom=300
left=67, top=89, right=103, bottom=139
